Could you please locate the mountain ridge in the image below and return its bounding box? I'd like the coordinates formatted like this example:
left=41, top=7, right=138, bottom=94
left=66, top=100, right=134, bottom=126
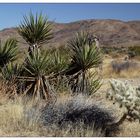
left=0, top=19, right=140, bottom=48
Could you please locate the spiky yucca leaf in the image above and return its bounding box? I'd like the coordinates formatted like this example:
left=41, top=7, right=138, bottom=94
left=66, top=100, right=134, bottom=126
left=0, top=39, right=18, bottom=68
left=1, top=63, right=21, bottom=82
left=40, top=49, right=70, bottom=93
left=18, top=12, right=53, bottom=47
left=24, top=50, right=49, bottom=77
left=66, top=32, right=102, bottom=75
left=47, top=50, right=69, bottom=75
left=1, top=63, right=22, bottom=98
left=87, top=72, right=102, bottom=95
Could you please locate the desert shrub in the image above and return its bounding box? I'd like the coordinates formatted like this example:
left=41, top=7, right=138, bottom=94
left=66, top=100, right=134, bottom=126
left=111, top=60, right=138, bottom=73
left=111, top=61, right=129, bottom=73
left=106, top=79, right=140, bottom=124
left=102, top=47, right=127, bottom=55
left=102, top=47, right=116, bottom=54
left=41, top=94, right=119, bottom=136
left=128, top=46, right=140, bottom=57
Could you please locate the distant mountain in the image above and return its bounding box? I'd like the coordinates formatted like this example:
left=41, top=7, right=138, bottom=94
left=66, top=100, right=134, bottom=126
left=0, top=19, right=140, bottom=49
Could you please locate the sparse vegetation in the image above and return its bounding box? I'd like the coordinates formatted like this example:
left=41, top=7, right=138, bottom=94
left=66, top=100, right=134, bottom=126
left=0, top=86, right=117, bottom=137
left=0, top=12, right=140, bottom=137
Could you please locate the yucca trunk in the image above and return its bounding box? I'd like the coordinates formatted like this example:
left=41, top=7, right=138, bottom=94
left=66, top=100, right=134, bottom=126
left=28, top=44, right=40, bottom=57
left=21, top=76, right=53, bottom=102
left=35, top=76, right=41, bottom=100
left=81, top=71, right=86, bottom=93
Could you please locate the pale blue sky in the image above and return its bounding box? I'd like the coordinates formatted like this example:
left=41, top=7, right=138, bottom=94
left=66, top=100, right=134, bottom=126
left=0, top=3, right=140, bottom=30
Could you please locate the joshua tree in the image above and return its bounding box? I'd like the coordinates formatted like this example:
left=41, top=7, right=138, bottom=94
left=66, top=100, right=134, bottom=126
left=18, top=12, right=53, bottom=55
left=0, top=39, right=18, bottom=68
left=64, top=31, right=102, bottom=94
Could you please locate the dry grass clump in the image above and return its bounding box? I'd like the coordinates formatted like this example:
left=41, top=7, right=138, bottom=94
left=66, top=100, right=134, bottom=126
left=42, top=121, right=104, bottom=137
left=0, top=91, right=111, bottom=137
left=0, top=82, right=111, bottom=137
left=0, top=96, right=45, bottom=136
left=41, top=94, right=119, bottom=137
left=0, top=81, right=46, bottom=136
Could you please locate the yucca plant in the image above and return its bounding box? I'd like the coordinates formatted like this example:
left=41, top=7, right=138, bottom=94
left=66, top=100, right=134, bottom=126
left=1, top=63, right=21, bottom=82
left=18, top=50, right=56, bottom=102
left=17, top=12, right=55, bottom=102
left=18, top=12, right=53, bottom=55
left=65, top=31, right=102, bottom=94
left=1, top=63, right=22, bottom=97
left=0, top=39, right=18, bottom=68
left=69, top=71, right=102, bottom=95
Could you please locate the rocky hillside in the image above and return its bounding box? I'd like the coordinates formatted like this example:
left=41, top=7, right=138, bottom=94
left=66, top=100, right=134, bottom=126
left=0, top=19, right=140, bottom=48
